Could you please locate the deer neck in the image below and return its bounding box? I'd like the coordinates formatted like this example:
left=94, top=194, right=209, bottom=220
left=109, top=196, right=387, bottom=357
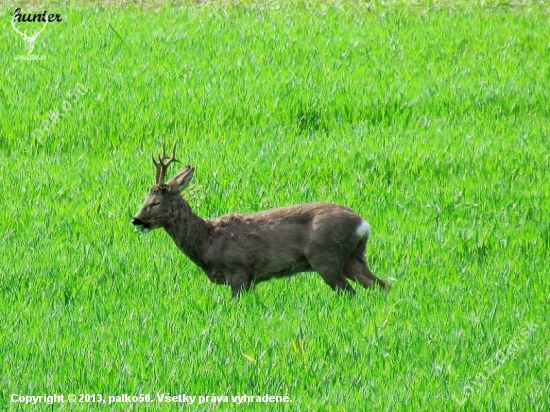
left=163, top=197, right=209, bottom=269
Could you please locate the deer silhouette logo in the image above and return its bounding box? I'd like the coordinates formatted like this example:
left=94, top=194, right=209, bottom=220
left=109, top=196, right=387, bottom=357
left=11, top=8, right=54, bottom=55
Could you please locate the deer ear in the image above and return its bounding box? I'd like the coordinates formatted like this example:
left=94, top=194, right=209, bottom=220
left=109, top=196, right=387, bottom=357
left=167, top=166, right=194, bottom=192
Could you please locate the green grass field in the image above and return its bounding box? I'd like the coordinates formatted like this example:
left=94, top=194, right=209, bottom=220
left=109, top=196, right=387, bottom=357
left=1, top=1, right=549, bottom=410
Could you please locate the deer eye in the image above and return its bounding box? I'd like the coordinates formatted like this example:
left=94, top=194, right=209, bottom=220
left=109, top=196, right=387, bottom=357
left=150, top=201, right=161, bottom=209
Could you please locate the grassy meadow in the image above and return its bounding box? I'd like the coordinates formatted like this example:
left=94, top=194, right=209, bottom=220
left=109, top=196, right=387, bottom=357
left=1, top=0, right=549, bottom=410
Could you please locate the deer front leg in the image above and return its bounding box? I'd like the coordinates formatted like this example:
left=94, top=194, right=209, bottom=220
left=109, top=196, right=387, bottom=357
left=226, top=271, right=252, bottom=298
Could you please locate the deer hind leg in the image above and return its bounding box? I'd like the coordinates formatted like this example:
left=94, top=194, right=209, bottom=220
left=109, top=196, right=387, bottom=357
left=344, top=257, right=387, bottom=289
left=319, top=268, right=357, bottom=294
left=307, top=257, right=356, bottom=294
left=343, top=235, right=387, bottom=289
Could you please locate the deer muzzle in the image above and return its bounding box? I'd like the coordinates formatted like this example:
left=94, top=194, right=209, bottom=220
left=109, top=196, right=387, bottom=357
left=132, top=217, right=150, bottom=234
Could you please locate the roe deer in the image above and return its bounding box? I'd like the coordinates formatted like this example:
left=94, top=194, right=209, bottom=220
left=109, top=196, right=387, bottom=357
left=132, top=144, right=387, bottom=298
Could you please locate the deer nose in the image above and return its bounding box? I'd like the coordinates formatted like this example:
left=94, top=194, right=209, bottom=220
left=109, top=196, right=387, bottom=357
left=132, top=218, right=144, bottom=226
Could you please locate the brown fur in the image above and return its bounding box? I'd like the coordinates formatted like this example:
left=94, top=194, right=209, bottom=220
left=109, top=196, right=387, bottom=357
left=132, top=165, right=387, bottom=298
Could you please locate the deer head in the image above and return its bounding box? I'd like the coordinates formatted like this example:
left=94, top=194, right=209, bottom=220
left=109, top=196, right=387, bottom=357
left=132, top=143, right=194, bottom=234
left=11, top=17, right=48, bottom=55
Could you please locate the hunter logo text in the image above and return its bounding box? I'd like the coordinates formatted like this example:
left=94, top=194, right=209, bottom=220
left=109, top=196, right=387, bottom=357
left=12, top=8, right=63, bottom=60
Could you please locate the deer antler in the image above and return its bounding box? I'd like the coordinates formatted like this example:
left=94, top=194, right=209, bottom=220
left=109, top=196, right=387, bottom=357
left=28, top=20, right=48, bottom=41
left=11, top=17, right=28, bottom=39
left=152, top=142, right=180, bottom=185
left=12, top=16, right=48, bottom=55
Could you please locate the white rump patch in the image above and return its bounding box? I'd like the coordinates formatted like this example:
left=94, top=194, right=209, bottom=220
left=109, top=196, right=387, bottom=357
left=355, top=220, right=371, bottom=239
